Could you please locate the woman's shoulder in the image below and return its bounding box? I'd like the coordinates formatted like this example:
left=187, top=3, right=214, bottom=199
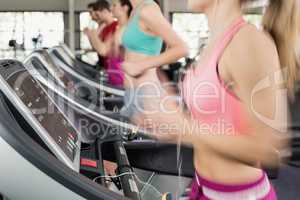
left=139, top=1, right=161, bottom=18
left=232, top=24, right=277, bottom=55
left=222, top=23, right=281, bottom=82
left=227, top=24, right=279, bottom=68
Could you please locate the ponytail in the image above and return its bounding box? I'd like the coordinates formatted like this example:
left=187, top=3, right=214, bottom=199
left=262, top=0, right=300, bottom=99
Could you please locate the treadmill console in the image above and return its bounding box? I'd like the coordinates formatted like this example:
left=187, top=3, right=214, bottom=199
left=0, top=60, right=81, bottom=171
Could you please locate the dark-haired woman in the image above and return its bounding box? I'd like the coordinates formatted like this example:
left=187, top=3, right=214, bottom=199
left=85, top=0, right=133, bottom=86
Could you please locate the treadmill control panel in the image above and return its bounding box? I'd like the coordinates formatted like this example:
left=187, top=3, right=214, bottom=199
left=0, top=60, right=80, bottom=170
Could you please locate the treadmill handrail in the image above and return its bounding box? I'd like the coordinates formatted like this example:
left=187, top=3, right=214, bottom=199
left=38, top=76, right=148, bottom=137
left=50, top=47, right=125, bottom=96
left=57, top=45, right=99, bottom=73
left=52, top=46, right=76, bottom=69
left=60, top=43, right=76, bottom=60
left=25, top=52, right=125, bottom=97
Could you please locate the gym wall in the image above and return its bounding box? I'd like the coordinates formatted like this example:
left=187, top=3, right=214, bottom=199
left=0, top=0, right=180, bottom=12
left=0, top=0, right=95, bottom=11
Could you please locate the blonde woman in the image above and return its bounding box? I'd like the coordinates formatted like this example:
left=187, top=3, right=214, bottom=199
left=139, top=0, right=299, bottom=199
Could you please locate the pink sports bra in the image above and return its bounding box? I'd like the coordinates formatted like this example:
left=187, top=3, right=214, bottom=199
left=182, top=17, right=250, bottom=135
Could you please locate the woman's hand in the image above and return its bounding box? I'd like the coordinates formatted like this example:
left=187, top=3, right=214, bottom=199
left=103, top=160, right=117, bottom=176
left=88, top=29, right=99, bottom=40
left=135, top=102, right=187, bottom=142
left=131, top=85, right=188, bottom=142
left=122, top=61, right=146, bottom=77
left=83, top=28, right=98, bottom=39
left=83, top=27, right=91, bottom=36
left=146, top=114, right=186, bottom=142
left=83, top=28, right=111, bottom=56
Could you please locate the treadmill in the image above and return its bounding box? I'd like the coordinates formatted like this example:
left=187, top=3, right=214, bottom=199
left=60, top=43, right=106, bottom=81
left=22, top=50, right=196, bottom=174
left=0, top=59, right=196, bottom=200
left=49, top=45, right=125, bottom=110
left=49, top=45, right=124, bottom=95
left=0, top=59, right=128, bottom=200
left=24, top=50, right=124, bottom=111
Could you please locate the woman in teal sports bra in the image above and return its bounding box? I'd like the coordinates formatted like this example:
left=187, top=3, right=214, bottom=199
left=121, top=0, right=163, bottom=56
left=119, top=0, right=188, bottom=119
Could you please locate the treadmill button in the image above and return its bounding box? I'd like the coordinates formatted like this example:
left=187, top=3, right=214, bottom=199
left=68, top=132, right=78, bottom=143
left=67, top=145, right=73, bottom=154
left=67, top=139, right=75, bottom=150
left=80, top=158, right=98, bottom=168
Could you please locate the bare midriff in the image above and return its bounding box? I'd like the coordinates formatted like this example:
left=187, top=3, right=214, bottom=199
left=193, top=144, right=263, bottom=184
left=123, top=51, right=161, bottom=89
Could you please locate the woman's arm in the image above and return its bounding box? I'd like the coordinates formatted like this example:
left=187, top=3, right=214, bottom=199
left=85, top=28, right=113, bottom=57
left=142, top=27, right=290, bottom=168
left=122, top=4, right=188, bottom=76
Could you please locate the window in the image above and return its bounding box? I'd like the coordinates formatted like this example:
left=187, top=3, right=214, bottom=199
left=80, top=12, right=99, bottom=50
left=79, top=12, right=99, bottom=65
left=172, top=13, right=263, bottom=60
left=0, top=12, right=64, bottom=60
left=172, top=12, right=209, bottom=59
left=244, top=14, right=263, bottom=28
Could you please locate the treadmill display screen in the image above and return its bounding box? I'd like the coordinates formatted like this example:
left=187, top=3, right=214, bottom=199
left=7, top=70, right=78, bottom=162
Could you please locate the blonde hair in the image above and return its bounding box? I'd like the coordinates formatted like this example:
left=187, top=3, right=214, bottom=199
left=245, top=0, right=300, bottom=99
